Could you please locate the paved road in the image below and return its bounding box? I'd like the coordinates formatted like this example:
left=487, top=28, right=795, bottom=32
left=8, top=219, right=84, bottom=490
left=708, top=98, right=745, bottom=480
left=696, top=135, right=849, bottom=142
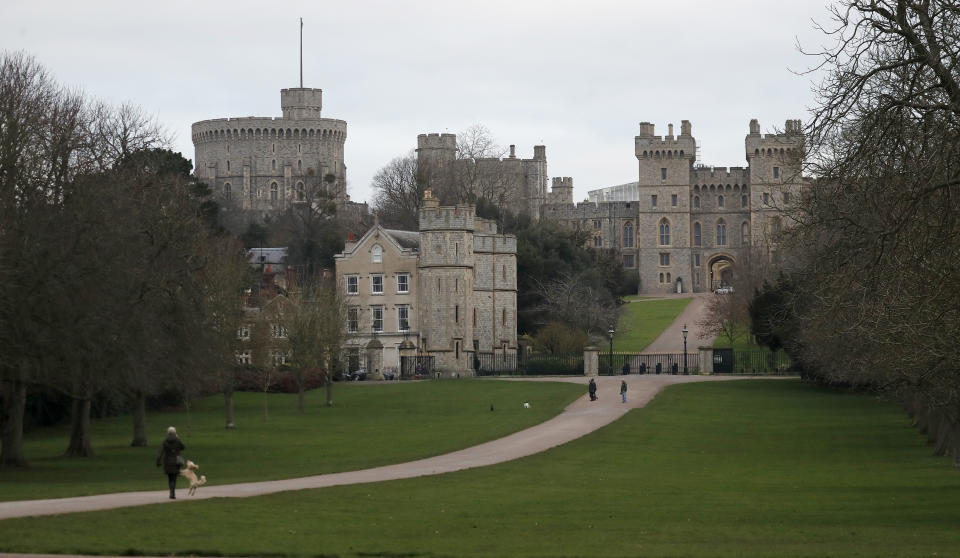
left=0, top=375, right=751, bottom=521
left=637, top=293, right=716, bottom=353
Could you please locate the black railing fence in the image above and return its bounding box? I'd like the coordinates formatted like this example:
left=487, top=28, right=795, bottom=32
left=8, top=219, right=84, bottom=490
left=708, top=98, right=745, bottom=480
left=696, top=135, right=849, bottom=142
left=475, top=352, right=583, bottom=376
left=712, top=350, right=792, bottom=375
left=599, top=352, right=700, bottom=375
left=399, top=355, right=436, bottom=379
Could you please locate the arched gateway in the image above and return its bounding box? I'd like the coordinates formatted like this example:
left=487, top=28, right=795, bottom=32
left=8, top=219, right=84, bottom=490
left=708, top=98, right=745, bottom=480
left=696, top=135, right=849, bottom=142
left=707, top=254, right=735, bottom=291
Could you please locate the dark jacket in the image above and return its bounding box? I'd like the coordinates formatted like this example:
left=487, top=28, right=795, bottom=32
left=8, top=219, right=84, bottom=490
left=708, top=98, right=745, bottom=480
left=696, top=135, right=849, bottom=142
left=588, top=380, right=597, bottom=394
left=620, top=381, right=627, bottom=394
left=156, top=434, right=185, bottom=475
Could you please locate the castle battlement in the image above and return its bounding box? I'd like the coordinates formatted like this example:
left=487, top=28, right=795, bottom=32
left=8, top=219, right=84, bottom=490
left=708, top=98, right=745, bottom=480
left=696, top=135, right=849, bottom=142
left=474, top=234, right=517, bottom=254
left=418, top=202, right=478, bottom=232
left=417, top=133, right=457, bottom=150
left=191, top=117, right=347, bottom=144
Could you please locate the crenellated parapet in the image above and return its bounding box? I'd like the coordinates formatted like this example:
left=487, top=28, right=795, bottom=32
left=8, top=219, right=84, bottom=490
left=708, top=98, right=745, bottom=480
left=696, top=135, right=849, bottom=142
left=191, top=117, right=347, bottom=144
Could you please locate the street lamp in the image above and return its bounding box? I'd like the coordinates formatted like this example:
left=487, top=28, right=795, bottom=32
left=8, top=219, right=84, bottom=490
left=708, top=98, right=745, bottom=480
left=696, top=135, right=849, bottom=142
left=608, top=326, right=615, bottom=376
left=682, top=323, right=689, bottom=375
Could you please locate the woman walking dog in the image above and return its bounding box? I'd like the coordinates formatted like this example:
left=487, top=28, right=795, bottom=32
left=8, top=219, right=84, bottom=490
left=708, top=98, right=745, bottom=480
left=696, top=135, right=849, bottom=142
left=156, top=426, right=185, bottom=499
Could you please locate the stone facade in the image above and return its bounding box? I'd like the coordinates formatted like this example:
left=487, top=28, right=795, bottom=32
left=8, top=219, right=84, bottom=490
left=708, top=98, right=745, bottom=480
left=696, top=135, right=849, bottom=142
left=192, top=87, right=367, bottom=224
left=416, top=133, right=554, bottom=220
left=542, top=119, right=806, bottom=294
left=334, top=195, right=517, bottom=376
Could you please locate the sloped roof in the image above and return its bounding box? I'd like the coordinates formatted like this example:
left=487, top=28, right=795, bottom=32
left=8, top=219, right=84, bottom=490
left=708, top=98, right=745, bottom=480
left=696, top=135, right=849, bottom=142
left=383, top=229, right=420, bottom=250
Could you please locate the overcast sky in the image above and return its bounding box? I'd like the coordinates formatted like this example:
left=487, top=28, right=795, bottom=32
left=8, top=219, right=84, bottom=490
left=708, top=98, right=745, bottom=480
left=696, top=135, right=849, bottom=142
left=3, top=0, right=832, bottom=204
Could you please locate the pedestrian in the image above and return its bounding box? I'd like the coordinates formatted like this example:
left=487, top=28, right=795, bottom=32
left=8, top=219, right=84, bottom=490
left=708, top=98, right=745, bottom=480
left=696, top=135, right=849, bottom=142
left=620, top=380, right=628, bottom=403
left=588, top=378, right=598, bottom=401
left=156, top=426, right=185, bottom=500
left=622, top=361, right=630, bottom=375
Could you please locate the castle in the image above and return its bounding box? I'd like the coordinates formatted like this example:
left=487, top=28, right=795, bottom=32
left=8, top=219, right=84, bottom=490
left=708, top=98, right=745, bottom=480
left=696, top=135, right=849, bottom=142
left=542, top=119, right=805, bottom=294
left=191, top=87, right=367, bottom=225
left=334, top=193, right=518, bottom=377
left=416, top=133, right=552, bottom=219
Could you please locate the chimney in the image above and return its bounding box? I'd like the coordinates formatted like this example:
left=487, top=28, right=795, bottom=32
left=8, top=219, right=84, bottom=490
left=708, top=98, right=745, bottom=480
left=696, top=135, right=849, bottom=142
left=680, top=120, right=691, bottom=136
left=533, top=145, right=546, bottom=160
left=509, top=145, right=516, bottom=158
left=668, top=123, right=674, bottom=137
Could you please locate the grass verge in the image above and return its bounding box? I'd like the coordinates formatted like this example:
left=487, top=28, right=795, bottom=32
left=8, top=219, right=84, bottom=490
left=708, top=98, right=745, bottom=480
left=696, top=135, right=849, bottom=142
left=0, top=380, right=583, bottom=501
left=2, top=380, right=956, bottom=557
left=614, top=297, right=691, bottom=352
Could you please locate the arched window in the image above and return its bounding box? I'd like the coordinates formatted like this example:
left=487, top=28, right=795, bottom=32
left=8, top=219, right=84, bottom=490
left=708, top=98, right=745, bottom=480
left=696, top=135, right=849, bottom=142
left=694, top=222, right=701, bottom=246
left=270, top=182, right=278, bottom=201
left=716, top=219, right=727, bottom=246
left=223, top=182, right=232, bottom=200
left=371, top=244, right=383, bottom=264
left=298, top=160, right=302, bottom=171
left=226, top=160, right=230, bottom=172
left=718, top=195, right=725, bottom=208
left=659, top=273, right=664, bottom=283
left=623, top=222, right=634, bottom=248
left=667, top=272, right=671, bottom=283
left=296, top=181, right=305, bottom=201
left=741, top=222, right=750, bottom=246
left=741, top=195, right=748, bottom=208
left=272, top=159, right=277, bottom=170
left=694, top=196, right=700, bottom=209
left=658, top=219, right=670, bottom=245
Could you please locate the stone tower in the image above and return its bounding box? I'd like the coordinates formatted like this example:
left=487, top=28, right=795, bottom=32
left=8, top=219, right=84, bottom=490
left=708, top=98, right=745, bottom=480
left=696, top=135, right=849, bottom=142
left=745, top=119, right=805, bottom=252
left=191, top=87, right=349, bottom=224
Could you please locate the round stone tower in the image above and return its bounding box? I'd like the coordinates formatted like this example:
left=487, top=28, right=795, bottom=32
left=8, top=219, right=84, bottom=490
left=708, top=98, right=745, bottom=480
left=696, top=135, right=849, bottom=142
left=192, top=87, right=348, bottom=222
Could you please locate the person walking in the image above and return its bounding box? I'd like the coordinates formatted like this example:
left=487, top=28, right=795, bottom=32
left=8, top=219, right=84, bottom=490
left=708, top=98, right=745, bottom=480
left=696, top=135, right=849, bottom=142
left=156, top=426, right=185, bottom=499
left=588, top=378, right=598, bottom=401
left=620, top=380, right=628, bottom=403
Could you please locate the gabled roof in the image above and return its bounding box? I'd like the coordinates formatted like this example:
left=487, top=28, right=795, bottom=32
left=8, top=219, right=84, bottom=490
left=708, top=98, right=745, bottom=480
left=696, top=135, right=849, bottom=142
left=335, top=224, right=419, bottom=260
left=383, top=229, right=420, bottom=250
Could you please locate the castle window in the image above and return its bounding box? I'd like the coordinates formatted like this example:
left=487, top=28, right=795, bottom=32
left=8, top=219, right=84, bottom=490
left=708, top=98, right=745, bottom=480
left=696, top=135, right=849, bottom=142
left=658, top=219, right=670, bottom=245
left=623, top=222, right=634, bottom=248
left=272, top=143, right=275, bottom=153
left=456, top=341, right=460, bottom=360
left=694, top=196, right=700, bottom=209
left=348, top=307, right=358, bottom=333
left=694, top=222, right=702, bottom=246
left=659, top=253, right=670, bottom=266
left=372, top=306, right=383, bottom=333
left=397, top=273, right=409, bottom=294
left=502, top=265, right=507, bottom=281
left=774, top=166, right=780, bottom=179
left=398, top=305, right=410, bottom=332
left=741, top=195, right=748, bottom=208
left=346, top=275, right=359, bottom=295
left=716, top=219, right=727, bottom=246
left=783, top=191, right=791, bottom=204
left=659, top=273, right=664, bottom=283
left=742, top=222, right=750, bottom=246
left=237, top=325, right=250, bottom=340
left=256, top=185, right=263, bottom=199
left=667, top=272, right=671, bottom=283
left=718, top=195, right=724, bottom=208
left=651, top=194, right=658, bottom=207
left=371, top=244, right=382, bottom=264
left=296, top=181, right=305, bottom=201
left=236, top=350, right=251, bottom=365
left=224, top=183, right=232, bottom=200
left=226, top=160, right=230, bottom=172
left=593, top=220, right=601, bottom=230
left=623, top=254, right=635, bottom=268
left=694, top=253, right=701, bottom=267
left=298, top=144, right=301, bottom=153
left=763, top=192, right=770, bottom=205
left=271, top=325, right=288, bottom=339
left=270, top=182, right=278, bottom=201
left=272, top=159, right=277, bottom=171
left=502, top=308, right=506, bottom=326
left=437, top=277, right=441, bottom=292
left=671, top=194, right=678, bottom=207
left=298, top=160, right=302, bottom=171
left=473, top=308, right=477, bottom=327
left=593, top=236, right=602, bottom=247
left=371, top=274, right=384, bottom=294
left=661, top=168, right=667, bottom=180
left=227, top=144, right=230, bottom=153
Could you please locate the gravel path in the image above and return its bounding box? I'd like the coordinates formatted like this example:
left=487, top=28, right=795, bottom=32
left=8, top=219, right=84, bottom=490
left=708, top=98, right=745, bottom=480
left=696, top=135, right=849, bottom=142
left=0, top=375, right=752, bottom=522
left=640, top=293, right=716, bottom=352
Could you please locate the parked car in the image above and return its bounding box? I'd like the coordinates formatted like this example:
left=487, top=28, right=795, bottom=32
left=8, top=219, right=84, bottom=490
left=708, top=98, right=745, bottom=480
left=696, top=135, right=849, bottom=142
left=715, top=286, right=734, bottom=294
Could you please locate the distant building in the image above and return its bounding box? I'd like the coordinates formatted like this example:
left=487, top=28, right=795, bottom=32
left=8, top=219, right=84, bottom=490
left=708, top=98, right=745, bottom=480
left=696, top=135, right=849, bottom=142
left=542, top=119, right=806, bottom=294
left=335, top=193, right=517, bottom=377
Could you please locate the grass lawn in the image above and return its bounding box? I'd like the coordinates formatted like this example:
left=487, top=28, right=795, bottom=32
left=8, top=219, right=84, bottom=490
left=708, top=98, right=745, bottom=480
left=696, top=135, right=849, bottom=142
left=613, top=297, right=691, bottom=352
left=3, top=380, right=957, bottom=557
left=0, top=380, right=583, bottom=502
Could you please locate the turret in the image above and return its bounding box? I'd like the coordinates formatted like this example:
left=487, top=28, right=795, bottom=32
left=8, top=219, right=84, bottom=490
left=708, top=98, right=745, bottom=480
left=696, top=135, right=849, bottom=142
left=280, top=88, right=323, bottom=120
left=548, top=177, right=574, bottom=204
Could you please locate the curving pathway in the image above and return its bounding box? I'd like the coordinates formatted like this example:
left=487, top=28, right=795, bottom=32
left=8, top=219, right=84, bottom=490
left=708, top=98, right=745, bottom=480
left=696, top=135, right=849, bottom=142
left=0, top=375, right=758, bottom=521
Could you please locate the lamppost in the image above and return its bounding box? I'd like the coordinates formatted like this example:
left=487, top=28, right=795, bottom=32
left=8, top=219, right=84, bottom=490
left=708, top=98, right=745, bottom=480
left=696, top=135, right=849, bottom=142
left=682, top=323, right=689, bottom=375
left=608, top=326, right=615, bottom=376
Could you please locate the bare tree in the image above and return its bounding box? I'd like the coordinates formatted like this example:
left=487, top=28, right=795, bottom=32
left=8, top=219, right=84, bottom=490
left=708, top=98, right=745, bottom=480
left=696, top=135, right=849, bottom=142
left=371, top=151, right=424, bottom=230
left=288, top=276, right=350, bottom=408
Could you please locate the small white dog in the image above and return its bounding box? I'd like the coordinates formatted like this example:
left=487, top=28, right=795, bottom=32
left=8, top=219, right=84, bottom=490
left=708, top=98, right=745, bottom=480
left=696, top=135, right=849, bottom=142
left=179, top=460, right=207, bottom=496
left=523, top=402, right=531, bottom=408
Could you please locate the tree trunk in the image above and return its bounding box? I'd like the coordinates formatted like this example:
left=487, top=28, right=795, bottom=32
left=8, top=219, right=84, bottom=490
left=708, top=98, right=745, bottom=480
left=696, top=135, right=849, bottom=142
left=130, top=391, right=148, bottom=447
left=0, top=377, right=28, bottom=468
left=296, top=370, right=305, bottom=413
left=224, top=388, right=236, bottom=429
left=65, top=398, right=93, bottom=457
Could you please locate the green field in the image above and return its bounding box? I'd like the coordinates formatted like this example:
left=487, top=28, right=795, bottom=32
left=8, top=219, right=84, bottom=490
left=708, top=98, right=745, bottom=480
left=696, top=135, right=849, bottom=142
left=2, top=380, right=956, bottom=557
left=613, top=297, right=691, bottom=352
left=0, top=380, right=583, bottom=502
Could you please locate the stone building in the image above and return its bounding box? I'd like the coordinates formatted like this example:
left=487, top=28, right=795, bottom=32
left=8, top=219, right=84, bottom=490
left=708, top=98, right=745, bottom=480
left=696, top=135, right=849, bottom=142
left=334, top=193, right=517, bottom=376
left=192, top=87, right=367, bottom=226
left=416, top=133, right=552, bottom=220
left=542, top=119, right=805, bottom=294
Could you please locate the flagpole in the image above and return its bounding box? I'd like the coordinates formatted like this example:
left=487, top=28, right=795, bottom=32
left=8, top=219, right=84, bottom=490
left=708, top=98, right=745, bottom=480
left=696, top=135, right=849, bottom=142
left=299, top=17, right=303, bottom=88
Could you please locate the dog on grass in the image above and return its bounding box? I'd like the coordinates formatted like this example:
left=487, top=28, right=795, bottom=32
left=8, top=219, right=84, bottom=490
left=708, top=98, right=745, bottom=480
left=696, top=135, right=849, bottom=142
left=523, top=402, right=530, bottom=408
left=179, top=460, right=207, bottom=496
